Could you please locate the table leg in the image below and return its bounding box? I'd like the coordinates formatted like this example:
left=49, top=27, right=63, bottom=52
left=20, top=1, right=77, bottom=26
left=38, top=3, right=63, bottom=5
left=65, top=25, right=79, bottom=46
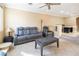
left=35, top=41, right=37, bottom=49
left=57, top=39, right=59, bottom=48
left=41, top=46, right=43, bottom=56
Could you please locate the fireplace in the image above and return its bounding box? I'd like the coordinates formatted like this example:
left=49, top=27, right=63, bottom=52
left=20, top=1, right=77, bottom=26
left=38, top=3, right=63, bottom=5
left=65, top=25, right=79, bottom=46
left=63, top=27, right=73, bottom=33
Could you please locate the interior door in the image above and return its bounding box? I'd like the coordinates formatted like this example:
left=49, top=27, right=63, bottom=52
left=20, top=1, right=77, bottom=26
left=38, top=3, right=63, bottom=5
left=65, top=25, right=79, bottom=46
left=76, top=17, right=79, bottom=31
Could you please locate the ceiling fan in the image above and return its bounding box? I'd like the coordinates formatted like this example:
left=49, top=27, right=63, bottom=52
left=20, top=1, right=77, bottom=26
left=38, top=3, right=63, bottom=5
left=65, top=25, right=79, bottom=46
left=39, top=3, right=61, bottom=10
left=28, top=3, right=61, bottom=10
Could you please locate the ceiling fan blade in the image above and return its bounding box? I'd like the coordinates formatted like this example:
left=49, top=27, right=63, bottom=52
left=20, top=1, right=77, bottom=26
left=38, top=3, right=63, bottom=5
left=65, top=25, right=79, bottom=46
left=39, top=4, right=47, bottom=8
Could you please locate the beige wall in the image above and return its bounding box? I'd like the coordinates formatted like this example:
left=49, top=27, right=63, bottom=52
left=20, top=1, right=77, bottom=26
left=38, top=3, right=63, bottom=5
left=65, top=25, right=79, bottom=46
left=46, top=15, right=64, bottom=31
left=0, top=31, right=3, bottom=43
left=5, top=8, right=64, bottom=34
left=47, top=16, right=64, bottom=26
left=64, top=16, right=76, bottom=26
left=0, top=7, right=3, bottom=43
left=5, top=8, right=49, bottom=32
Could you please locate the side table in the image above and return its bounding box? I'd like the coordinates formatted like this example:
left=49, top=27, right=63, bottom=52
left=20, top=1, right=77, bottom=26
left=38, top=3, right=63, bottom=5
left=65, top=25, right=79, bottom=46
left=3, top=36, right=14, bottom=43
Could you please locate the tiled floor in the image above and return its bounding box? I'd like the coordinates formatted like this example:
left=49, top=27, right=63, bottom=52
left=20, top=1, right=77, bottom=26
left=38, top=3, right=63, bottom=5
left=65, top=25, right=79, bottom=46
left=7, top=37, right=79, bottom=56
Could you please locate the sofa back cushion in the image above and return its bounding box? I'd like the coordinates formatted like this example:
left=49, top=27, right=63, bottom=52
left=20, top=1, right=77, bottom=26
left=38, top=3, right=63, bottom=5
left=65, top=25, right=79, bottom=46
left=30, top=27, right=38, bottom=34
left=23, top=27, right=30, bottom=35
left=16, top=27, right=39, bottom=36
left=17, top=27, right=24, bottom=36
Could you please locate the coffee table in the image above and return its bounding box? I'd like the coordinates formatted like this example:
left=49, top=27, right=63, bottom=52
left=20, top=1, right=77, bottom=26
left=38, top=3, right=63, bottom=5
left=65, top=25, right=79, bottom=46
left=35, top=36, right=59, bottom=56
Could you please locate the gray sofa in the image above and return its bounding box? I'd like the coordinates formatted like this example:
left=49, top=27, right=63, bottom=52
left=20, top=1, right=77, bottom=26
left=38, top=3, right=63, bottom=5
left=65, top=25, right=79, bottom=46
left=14, top=27, right=42, bottom=45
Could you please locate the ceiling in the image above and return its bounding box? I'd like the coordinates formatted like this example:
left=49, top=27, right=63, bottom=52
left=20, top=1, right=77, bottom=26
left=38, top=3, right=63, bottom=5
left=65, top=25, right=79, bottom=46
left=6, top=3, right=79, bottom=17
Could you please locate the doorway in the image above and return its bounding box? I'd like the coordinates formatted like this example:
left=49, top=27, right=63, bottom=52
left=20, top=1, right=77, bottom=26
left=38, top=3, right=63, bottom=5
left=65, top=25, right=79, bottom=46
left=76, top=17, right=79, bottom=32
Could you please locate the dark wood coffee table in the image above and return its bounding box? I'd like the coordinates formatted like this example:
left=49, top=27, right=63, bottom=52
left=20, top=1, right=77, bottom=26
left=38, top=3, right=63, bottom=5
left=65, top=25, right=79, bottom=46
left=35, top=36, right=59, bottom=56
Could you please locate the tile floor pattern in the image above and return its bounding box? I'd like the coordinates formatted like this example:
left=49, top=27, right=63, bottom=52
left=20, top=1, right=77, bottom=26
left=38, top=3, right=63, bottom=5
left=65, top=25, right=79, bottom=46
left=7, top=38, right=79, bottom=56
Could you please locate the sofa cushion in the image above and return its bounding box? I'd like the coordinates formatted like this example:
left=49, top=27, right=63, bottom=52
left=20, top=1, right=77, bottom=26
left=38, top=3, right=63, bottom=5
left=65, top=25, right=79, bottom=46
left=30, top=27, right=38, bottom=34
left=17, top=35, right=31, bottom=40
left=17, top=36, right=27, bottom=40
left=23, top=27, right=30, bottom=35
left=17, top=27, right=24, bottom=36
left=28, top=32, right=42, bottom=39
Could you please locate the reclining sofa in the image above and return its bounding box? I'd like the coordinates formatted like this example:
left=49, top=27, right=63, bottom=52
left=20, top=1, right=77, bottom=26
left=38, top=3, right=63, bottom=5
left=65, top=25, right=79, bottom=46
left=14, top=27, right=42, bottom=45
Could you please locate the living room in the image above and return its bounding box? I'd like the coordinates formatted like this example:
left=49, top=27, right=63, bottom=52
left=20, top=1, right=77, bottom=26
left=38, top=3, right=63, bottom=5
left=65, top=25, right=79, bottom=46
left=0, top=3, right=79, bottom=56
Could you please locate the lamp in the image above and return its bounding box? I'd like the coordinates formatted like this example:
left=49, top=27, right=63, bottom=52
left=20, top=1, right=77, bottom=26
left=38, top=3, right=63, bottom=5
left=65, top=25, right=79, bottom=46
left=7, top=28, right=14, bottom=36
left=41, top=19, right=43, bottom=31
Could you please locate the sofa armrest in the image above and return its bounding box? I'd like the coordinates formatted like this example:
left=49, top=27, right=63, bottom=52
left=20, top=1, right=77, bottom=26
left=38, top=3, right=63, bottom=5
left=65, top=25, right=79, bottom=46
left=15, top=34, right=20, bottom=37
left=42, top=31, right=54, bottom=37
left=13, top=34, right=19, bottom=45
left=48, top=31, right=54, bottom=37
